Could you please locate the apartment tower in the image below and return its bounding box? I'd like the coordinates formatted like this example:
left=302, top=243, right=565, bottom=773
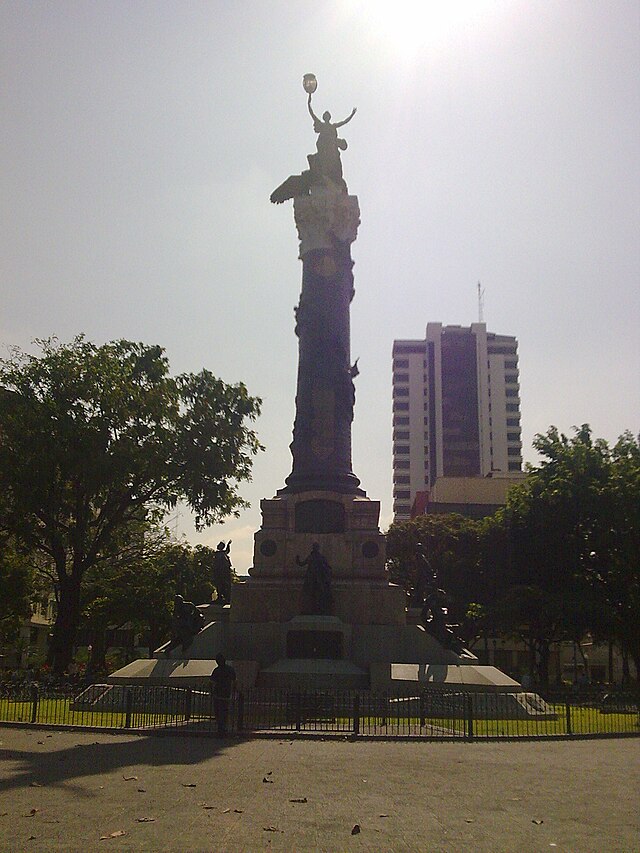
left=392, top=323, right=523, bottom=520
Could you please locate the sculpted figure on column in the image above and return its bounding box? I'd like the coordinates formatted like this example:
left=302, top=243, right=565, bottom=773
left=270, top=74, right=356, bottom=204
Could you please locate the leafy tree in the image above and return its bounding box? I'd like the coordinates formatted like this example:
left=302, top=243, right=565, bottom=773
left=386, top=513, right=487, bottom=637
left=0, top=336, right=262, bottom=673
left=586, top=431, right=640, bottom=679
left=81, top=535, right=229, bottom=671
left=499, top=425, right=639, bottom=684
left=0, top=538, right=34, bottom=648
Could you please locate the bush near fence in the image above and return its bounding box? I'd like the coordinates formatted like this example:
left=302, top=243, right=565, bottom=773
left=0, top=683, right=638, bottom=740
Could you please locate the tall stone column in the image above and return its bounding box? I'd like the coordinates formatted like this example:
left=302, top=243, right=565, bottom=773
left=279, top=185, right=365, bottom=496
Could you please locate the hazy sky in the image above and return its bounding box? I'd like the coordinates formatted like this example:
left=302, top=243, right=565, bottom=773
left=2, top=1, right=639, bottom=571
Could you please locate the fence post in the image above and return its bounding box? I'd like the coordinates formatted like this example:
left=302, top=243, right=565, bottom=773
left=30, top=684, right=39, bottom=724
left=381, top=691, right=387, bottom=727
left=124, top=686, right=133, bottom=728
left=237, top=691, right=244, bottom=733
left=185, top=687, right=192, bottom=722
left=295, top=693, right=302, bottom=732
left=465, top=693, right=474, bottom=741
left=419, top=690, right=426, bottom=728
left=353, top=693, right=360, bottom=736
left=565, top=700, right=572, bottom=736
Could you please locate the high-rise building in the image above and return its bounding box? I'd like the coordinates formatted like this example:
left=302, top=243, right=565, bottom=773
left=392, top=323, right=523, bottom=520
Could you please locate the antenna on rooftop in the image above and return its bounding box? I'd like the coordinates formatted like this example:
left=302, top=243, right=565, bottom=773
left=477, top=281, right=485, bottom=323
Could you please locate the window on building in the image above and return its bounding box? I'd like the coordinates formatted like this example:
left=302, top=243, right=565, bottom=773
left=394, top=387, right=409, bottom=397
left=394, top=504, right=410, bottom=514
left=393, top=402, right=409, bottom=411
left=506, top=403, right=519, bottom=412
left=507, top=432, right=520, bottom=441
left=505, top=374, right=519, bottom=384
left=505, top=388, right=519, bottom=397
left=488, top=345, right=517, bottom=355
left=395, top=460, right=410, bottom=469
left=393, top=373, right=409, bottom=383
left=394, top=344, right=425, bottom=354
left=423, top=417, right=428, bottom=425
left=506, top=417, right=520, bottom=426
left=394, top=431, right=410, bottom=440
left=394, top=490, right=410, bottom=499
left=423, top=402, right=428, bottom=411
left=394, top=416, right=410, bottom=426
left=507, top=447, right=521, bottom=456
left=394, top=475, right=410, bottom=484
left=394, top=446, right=410, bottom=454
left=393, top=359, right=409, bottom=369
left=508, top=461, right=521, bottom=471
left=505, top=360, right=517, bottom=369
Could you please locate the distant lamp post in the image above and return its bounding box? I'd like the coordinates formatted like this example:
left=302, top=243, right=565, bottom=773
left=303, top=73, right=317, bottom=95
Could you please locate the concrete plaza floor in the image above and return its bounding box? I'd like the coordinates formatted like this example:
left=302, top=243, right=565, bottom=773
left=0, top=727, right=638, bottom=852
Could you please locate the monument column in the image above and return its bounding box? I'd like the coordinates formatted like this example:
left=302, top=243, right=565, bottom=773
left=280, top=186, right=364, bottom=495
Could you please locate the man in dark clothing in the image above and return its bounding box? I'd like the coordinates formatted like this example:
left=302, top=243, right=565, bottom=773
left=210, top=653, right=236, bottom=737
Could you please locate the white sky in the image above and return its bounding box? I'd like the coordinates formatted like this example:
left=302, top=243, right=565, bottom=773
left=2, top=1, right=638, bottom=572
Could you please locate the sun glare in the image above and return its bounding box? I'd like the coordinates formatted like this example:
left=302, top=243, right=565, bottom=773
left=344, top=0, right=501, bottom=59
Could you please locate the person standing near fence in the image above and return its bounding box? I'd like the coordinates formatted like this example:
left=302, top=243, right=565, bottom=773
left=210, top=654, right=236, bottom=737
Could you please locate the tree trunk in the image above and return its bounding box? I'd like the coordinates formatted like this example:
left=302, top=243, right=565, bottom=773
left=537, top=640, right=550, bottom=688
left=89, top=629, right=108, bottom=674
left=48, top=574, right=81, bottom=675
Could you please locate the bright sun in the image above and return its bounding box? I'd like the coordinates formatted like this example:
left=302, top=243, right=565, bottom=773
left=344, top=0, right=499, bottom=58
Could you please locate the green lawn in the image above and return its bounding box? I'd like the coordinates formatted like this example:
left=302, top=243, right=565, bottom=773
left=0, top=697, right=183, bottom=729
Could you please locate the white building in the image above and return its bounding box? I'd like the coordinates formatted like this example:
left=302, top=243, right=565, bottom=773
left=392, top=323, right=523, bottom=520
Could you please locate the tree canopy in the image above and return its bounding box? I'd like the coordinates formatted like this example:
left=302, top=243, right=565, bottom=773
left=386, top=425, right=640, bottom=685
left=0, top=336, right=262, bottom=673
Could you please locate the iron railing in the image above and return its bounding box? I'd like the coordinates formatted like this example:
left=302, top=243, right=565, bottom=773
left=1, top=683, right=638, bottom=740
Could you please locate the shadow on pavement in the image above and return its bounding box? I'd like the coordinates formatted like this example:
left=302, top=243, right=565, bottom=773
left=0, top=729, right=243, bottom=795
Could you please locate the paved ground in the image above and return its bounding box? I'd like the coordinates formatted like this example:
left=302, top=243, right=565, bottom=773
left=0, top=727, right=638, bottom=852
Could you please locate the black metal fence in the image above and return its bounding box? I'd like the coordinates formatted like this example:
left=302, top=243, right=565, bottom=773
left=1, top=683, right=638, bottom=740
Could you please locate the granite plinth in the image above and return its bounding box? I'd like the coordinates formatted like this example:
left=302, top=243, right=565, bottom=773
left=230, top=578, right=406, bottom=625
left=251, top=491, right=386, bottom=581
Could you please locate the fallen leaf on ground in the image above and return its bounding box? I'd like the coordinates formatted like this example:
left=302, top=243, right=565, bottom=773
left=262, top=777, right=274, bottom=784
left=122, top=776, right=138, bottom=781
left=263, top=826, right=280, bottom=832
left=379, top=814, right=389, bottom=818
left=37, top=741, right=44, bottom=745
left=265, top=770, right=273, bottom=776
left=29, top=782, right=42, bottom=788
left=28, top=835, right=36, bottom=840
left=100, top=830, right=127, bottom=839
left=222, top=808, right=231, bottom=814
left=465, top=819, right=475, bottom=823
left=0, top=812, right=8, bottom=817
left=137, top=788, right=146, bottom=793
left=202, top=805, right=215, bottom=810
left=137, top=817, right=155, bottom=823
left=182, top=783, right=197, bottom=788
left=25, top=809, right=39, bottom=817
left=289, top=798, right=307, bottom=803
left=46, top=735, right=52, bottom=738
left=532, top=819, right=544, bottom=825
left=233, top=809, right=244, bottom=814
left=351, top=824, right=361, bottom=835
